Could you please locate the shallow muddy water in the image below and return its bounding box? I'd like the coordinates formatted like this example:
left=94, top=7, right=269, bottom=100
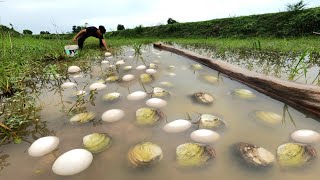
left=1, top=46, right=320, bottom=180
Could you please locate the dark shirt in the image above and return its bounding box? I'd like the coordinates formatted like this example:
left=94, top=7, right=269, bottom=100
left=84, top=26, right=103, bottom=39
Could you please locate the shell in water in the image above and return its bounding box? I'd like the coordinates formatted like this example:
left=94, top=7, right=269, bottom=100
left=140, top=74, right=154, bottom=84
left=106, top=76, right=119, bottom=82
left=127, top=91, right=148, bottom=101
left=89, top=83, right=107, bottom=91
left=28, top=136, right=60, bottom=157
left=52, top=149, right=93, bottom=176
left=193, top=92, right=214, bottom=104
left=105, top=52, right=112, bottom=57
left=146, top=69, right=157, bottom=74
left=236, top=142, right=275, bottom=167
left=291, top=130, right=320, bottom=144
left=148, top=63, right=158, bottom=69
left=198, top=114, right=225, bottom=129
left=146, top=98, right=167, bottom=108
left=234, top=89, right=256, bottom=99
left=176, top=143, right=216, bottom=167
left=191, top=64, right=203, bottom=70
left=122, top=74, right=135, bottom=82
left=70, top=112, right=95, bottom=123
left=163, top=119, right=192, bottom=133
left=83, top=133, right=112, bottom=153
left=103, top=92, right=121, bottom=102
left=152, top=87, right=170, bottom=98
left=123, top=66, right=133, bottom=71
left=190, top=129, right=220, bottom=144
left=128, top=142, right=163, bottom=167
left=254, top=111, right=282, bottom=125
left=160, top=81, right=174, bottom=88
left=136, top=65, right=146, bottom=70
left=116, top=60, right=125, bottom=65
left=61, top=82, right=77, bottom=89
left=201, top=75, right=218, bottom=84
left=101, top=109, right=125, bottom=122
left=68, top=66, right=81, bottom=73
left=277, top=143, right=317, bottom=168
left=136, top=107, right=162, bottom=125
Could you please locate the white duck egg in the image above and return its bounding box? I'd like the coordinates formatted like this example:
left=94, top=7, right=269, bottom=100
left=163, top=120, right=192, bottom=133
left=101, top=109, right=125, bottom=122
left=89, top=83, right=107, bottom=91
left=122, top=74, right=135, bottom=82
left=127, top=91, right=148, bottom=101
left=190, top=129, right=220, bottom=144
left=136, top=65, right=146, bottom=70
left=146, top=98, right=167, bottom=108
left=28, top=136, right=60, bottom=157
left=146, top=69, right=157, bottom=74
left=291, top=129, right=320, bottom=144
left=68, top=66, right=81, bottom=73
left=61, top=82, right=76, bottom=89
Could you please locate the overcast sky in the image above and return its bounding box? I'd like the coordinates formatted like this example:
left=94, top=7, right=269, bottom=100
left=0, top=0, right=319, bottom=34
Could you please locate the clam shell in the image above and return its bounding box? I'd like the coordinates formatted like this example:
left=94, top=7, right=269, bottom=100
left=277, top=143, right=317, bottom=167
left=70, top=112, right=95, bottom=123
left=255, top=111, right=282, bottom=125
left=52, top=149, right=93, bottom=176
left=163, top=119, right=192, bottom=133
left=140, top=74, right=154, bottom=84
left=176, top=143, right=215, bottom=167
left=61, top=82, right=77, bottom=89
left=106, top=76, right=119, bottom=82
left=68, top=66, right=81, bottom=73
left=201, top=75, right=218, bottom=84
left=83, top=133, right=112, bottom=153
left=28, top=136, right=60, bottom=157
left=128, top=142, right=163, bottom=167
left=136, top=65, right=146, bottom=70
left=190, top=129, right=220, bottom=144
left=127, top=91, right=148, bottom=101
left=146, top=69, right=157, bottom=74
left=101, top=109, right=125, bottom=122
left=193, top=92, right=214, bottom=104
left=136, top=107, right=162, bottom=125
left=152, top=87, right=170, bottom=98
left=146, top=98, right=167, bottom=108
left=148, top=63, right=158, bottom=69
left=236, top=143, right=275, bottom=167
left=234, top=89, right=256, bottom=99
left=122, top=74, right=135, bottom=82
left=198, top=114, right=225, bottom=129
left=191, top=64, right=203, bottom=70
left=89, top=83, right=107, bottom=91
left=103, top=92, right=121, bottom=102
left=123, top=66, right=133, bottom=71
left=291, top=130, right=320, bottom=144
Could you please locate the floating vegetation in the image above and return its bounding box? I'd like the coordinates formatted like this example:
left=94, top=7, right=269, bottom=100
left=140, top=74, right=154, bottom=84
left=152, top=87, right=170, bottom=98
left=233, top=89, right=256, bottom=99
left=83, top=133, right=112, bottom=153
left=163, top=119, right=192, bottom=133
left=176, top=143, right=216, bottom=167
left=277, top=143, right=317, bottom=168
left=61, top=82, right=77, bottom=89
left=127, top=91, right=148, bottom=101
left=190, top=129, right=220, bottom=144
left=103, top=92, right=121, bottom=102
left=89, top=83, right=107, bottom=91
left=198, top=114, right=225, bottom=130
left=135, top=107, right=163, bottom=125
left=101, top=109, right=125, bottom=122
left=128, top=142, right=163, bottom=167
left=68, top=66, right=81, bottom=73
left=69, top=112, right=95, bottom=124
left=28, top=136, right=60, bottom=157
left=146, top=98, right=167, bottom=108
left=52, top=149, right=93, bottom=176
left=254, top=111, right=282, bottom=126
left=193, top=92, right=214, bottom=104
left=290, top=129, right=320, bottom=144
left=106, top=76, right=119, bottom=82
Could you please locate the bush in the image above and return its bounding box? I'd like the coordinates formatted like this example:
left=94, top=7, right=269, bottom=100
left=117, top=24, right=125, bottom=31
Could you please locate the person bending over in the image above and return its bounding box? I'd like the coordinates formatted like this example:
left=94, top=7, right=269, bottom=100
left=73, top=25, right=108, bottom=50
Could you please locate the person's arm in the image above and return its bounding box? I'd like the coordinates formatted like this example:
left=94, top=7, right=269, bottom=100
left=101, top=39, right=108, bottom=50
left=73, top=29, right=86, bottom=42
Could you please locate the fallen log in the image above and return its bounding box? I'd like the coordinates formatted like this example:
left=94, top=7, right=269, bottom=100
left=153, top=42, right=320, bottom=118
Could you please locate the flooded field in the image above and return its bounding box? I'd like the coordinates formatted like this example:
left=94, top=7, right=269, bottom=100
left=1, top=45, right=320, bottom=180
